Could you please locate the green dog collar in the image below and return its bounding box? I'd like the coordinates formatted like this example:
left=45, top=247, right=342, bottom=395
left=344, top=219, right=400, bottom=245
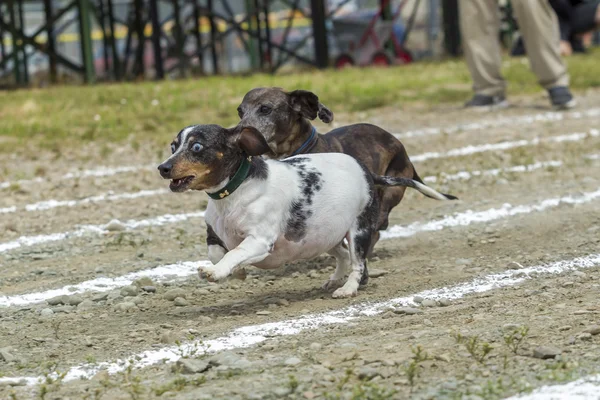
left=207, top=156, right=252, bottom=200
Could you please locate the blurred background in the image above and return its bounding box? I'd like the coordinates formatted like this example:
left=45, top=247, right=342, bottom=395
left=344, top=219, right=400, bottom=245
left=6, top=0, right=597, bottom=87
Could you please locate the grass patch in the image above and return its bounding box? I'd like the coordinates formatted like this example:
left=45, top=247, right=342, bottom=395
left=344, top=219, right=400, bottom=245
left=1, top=50, right=598, bottom=156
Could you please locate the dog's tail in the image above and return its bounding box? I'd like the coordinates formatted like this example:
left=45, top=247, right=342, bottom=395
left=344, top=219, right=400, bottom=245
left=372, top=173, right=458, bottom=201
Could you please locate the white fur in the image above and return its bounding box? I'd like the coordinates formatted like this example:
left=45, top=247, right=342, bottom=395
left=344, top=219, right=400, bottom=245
left=202, top=153, right=372, bottom=297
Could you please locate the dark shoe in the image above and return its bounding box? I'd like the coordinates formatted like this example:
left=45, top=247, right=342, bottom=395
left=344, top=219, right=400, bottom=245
left=548, top=86, right=577, bottom=110
left=465, top=94, right=509, bottom=111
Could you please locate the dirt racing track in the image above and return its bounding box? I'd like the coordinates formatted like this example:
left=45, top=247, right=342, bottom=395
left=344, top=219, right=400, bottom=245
left=1, top=93, right=600, bottom=399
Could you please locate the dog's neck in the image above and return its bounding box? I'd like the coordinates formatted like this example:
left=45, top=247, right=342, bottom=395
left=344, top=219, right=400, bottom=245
left=205, top=156, right=255, bottom=200
left=277, top=119, right=320, bottom=158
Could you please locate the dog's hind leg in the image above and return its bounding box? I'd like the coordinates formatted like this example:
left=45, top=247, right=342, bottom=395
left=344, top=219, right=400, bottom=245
left=322, top=242, right=351, bottom=291
left=332, top=228, right=369, bottom=298
left=332, top=194, right=378, bottom=298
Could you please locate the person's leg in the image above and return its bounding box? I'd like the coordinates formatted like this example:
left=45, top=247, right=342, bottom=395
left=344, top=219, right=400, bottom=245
left=459, top=0, right=507, bottom=106
left=511, top=0, right=575, bottom=109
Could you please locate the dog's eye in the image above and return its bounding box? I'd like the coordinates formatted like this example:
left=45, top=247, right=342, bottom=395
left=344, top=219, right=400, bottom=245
left=237, top=107, right=244, bottom=119
left=170, top=144, right=176, bottom=154
left=191, top=142, right=203, bottom=153
left=259, top=105, right=272, bottom=115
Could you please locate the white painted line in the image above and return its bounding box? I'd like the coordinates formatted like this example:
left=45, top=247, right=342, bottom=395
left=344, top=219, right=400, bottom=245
left=1, top=252, right=598, bottom=386
left=0, top=260, right=212, bottom=307
left=3, top=187, right=599, bottom=308
left=508, top=375, right=600, bottom=400
left=423, top=160, right=563, bottom=183
left=0, top=165, right=154, bottom=190
left=382, top=187, right=600, bottom=239
left=397, top=108, right=600, bottom=139
left=0, top=189, right=169, bottom=213
left=410, top=129, right=599, bottom=163
left=0, top=211, right=205, bottom=253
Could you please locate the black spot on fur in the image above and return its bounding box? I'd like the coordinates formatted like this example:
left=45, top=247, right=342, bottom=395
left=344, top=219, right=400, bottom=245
left=282, top=157, right=309, bottom=166
left=285, top=201, right=310, bottom=242
left=283, top=159, right=323, bottom=242
left=248, top=157, right=268, bottom=180
left=206, top=224, right=228, bottom=250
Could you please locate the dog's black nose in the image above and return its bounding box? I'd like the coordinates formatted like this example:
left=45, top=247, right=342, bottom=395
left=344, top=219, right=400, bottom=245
left=158, top=162, right=172, bottom=177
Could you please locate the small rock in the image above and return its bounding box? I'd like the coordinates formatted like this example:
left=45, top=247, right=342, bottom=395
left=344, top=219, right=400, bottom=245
left=176, top=358, right=210, bottom=374
left=307, top=270, right=320, bottom=279
left=393, top=307, right=423, bottom=315
left=209, top=352, right=252, bottom=369
left=583, top=325, right=600, bottom=335
left=47, top=295, right=69, bottom=306
left=40, top=308, right=54, bottom=318
left=574, top=310, right=591, bottom=315
left=578, top=332, right=593, bottom=341
left=434, top=354, right=451, bottom=363
left=368, top=269, right=389, bottom=278
left=160, top=332, right=178, bottom=344
left=423, top=319, right=434, bottom=327
left=562, top=282, right=575, bottom=288
left=533, top=346, right=561, bottom=359
left=77, top=300, right=94, bottom=310
left=120, top=285, right=139, bottom=297
left=358, top=367, right=380, bottom=380
left=507, top=261, right=523, bottom=270
left=104, top=219, right=126, bottom=231
left=67, top=295, right=84, bottom=306
left=422, top=299, right=438, bottom=307
left=558, top=325, right=572, bottom=332
left=114, top=302, right=137, bottom=312
left=413, top=296, right=424, bottom=304
left=92, top=293, right=109, bottom=302
left=256, top=310, right=272, bottom=316
left=52, top=305, right=74, bottom=314
left=272, top=388, right=292, bottom=397
left=309, top=343, right=323, bottom=351
left=134, top=277, right=154, bottom=287
left=174, top=297, right=189, bottom=307
left=0, top=348, right=16, bottom=363
left=439, top=298, right=451, bottom=307
left=141, top=286, right=156, bottom=293
left=84, top=337, right=94, bottom=347
left=284, top=357, right=302, bottom=366
left=503, top=323, right=521, bottom=331
left=164, top=288, right=186, bottom=301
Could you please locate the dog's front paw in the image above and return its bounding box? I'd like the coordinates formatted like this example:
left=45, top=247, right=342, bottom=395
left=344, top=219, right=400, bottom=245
left=198, top=266, right=229, bottom=282
left=321, top=278, right=344, bottom=291
left=332, top=286, right=358, bottom=299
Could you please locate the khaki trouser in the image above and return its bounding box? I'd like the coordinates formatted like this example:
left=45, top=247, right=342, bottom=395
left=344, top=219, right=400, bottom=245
left=459, top=0, right=569, bottom=96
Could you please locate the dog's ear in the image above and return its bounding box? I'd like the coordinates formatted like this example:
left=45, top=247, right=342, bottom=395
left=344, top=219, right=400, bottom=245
left=288, top=90, right=320, bottom=120
left=232, top=127, right=271, bottom=156
left=317, top=103, right=334, bottom=123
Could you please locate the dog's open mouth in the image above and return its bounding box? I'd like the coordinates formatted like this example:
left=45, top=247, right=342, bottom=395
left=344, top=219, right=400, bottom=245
left=169, top=175, right=195, bottom=192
